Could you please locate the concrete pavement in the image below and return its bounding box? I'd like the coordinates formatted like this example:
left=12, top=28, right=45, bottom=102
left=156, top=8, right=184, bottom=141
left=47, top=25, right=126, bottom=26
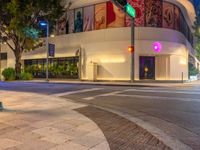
left=0, top=91, right=110, bottom=150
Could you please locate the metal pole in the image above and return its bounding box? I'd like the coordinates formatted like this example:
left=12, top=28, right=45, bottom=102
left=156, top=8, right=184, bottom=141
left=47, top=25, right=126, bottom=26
left=130, top=17, right=135, bottom=82
left=46, top=21, right=49, bottom=82
left=79, top=48, right=82, bottom=80
left=0, top=41, right=1, bottom=81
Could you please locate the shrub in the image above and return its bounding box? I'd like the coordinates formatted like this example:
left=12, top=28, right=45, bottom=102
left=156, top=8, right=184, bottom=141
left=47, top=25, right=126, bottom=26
left=2, top=68, right=16, bottom=81
left=189, top=64, right=199, bottom=76
left=20, top=72, right=33, bottom=80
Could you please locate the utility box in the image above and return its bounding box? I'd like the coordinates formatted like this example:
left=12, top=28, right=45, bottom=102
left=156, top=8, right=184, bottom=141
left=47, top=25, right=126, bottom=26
left=87, top=62, right=98, bottom=81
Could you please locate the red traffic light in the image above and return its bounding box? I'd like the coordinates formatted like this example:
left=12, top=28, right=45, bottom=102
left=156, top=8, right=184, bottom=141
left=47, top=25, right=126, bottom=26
left=128, top=46, right=134, bottom=53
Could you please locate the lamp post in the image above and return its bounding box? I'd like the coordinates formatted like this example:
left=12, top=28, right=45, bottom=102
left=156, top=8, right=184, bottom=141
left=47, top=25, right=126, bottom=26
left=39, top=20, right=49, bottom=82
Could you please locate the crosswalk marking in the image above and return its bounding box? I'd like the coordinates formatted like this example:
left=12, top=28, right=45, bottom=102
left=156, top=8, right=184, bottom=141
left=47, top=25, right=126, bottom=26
left=83, top=91, right=122, bottom=100
left=125, top=89, right=200, bottom=95
left=53, top=88, right=103, bottom=97
left=115, top=94, right=200, bottom=102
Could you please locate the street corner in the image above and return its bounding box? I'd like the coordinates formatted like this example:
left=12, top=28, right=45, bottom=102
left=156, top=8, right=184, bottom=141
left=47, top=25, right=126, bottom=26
left=0, top=91, right=110, bottom=150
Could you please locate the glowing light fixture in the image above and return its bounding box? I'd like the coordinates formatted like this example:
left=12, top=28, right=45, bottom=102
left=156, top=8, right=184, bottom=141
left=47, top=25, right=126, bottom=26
left=153, top=42, right=162, bottom=52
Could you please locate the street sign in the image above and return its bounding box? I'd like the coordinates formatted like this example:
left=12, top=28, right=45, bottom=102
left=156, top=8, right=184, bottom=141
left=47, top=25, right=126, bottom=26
left=48, top=43, right=55, bottom=57
left=111, top=0, right=136, bottom=18
left=125, top=3, right=136, bottom=18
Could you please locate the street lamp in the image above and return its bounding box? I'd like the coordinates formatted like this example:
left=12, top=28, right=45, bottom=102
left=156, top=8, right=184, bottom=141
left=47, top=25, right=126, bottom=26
left=39, top=20, right=49, bottom=82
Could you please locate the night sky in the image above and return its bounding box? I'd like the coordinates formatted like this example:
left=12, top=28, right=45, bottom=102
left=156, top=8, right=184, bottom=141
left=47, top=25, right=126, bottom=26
left=192, top=0, right=200, bottom=10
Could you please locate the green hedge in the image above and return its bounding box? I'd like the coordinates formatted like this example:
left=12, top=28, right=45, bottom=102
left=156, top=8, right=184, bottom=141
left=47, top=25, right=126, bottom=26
left=20, top=72, right=33, bottom=80
left=2, top=68, right=16, bottom=81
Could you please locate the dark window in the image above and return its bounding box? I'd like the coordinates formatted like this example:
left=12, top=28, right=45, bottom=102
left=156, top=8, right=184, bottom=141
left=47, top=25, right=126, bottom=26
left=0, top=53, right=7, bottom=60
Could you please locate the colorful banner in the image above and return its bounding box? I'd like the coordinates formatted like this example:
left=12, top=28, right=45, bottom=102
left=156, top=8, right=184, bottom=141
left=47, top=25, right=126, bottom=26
left=126, top=0, right=145, bottom=27
left=68, top=10, right=74, bottom=33
left=84, top=6, right=94, bottom=32
left=74, top=8, right=83, bottom=33
left=107, top=1, right=125, bottom=28
left=145, top=0, right=162, bottom=27
left=57, top=17, right=66, bottom=35
left=174, top=6, right=180, bottom=31
left=163, top=2, right=174, bottom=29
left=95, top=3, right=107, bottom=30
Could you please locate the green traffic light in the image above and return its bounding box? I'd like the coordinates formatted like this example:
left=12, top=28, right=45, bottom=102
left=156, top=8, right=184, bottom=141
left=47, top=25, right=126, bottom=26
left=125, top=3, right=136, bottom=18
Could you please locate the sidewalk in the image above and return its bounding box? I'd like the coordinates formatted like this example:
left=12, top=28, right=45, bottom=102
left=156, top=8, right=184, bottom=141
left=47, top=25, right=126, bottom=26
left=0, top=91, right=110, bottom=150
left=19, top=79, right=200, bottom=87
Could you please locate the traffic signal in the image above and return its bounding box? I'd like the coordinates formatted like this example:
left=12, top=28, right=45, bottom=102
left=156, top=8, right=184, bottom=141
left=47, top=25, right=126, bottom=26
left=128, top=46, right=134, bottom=53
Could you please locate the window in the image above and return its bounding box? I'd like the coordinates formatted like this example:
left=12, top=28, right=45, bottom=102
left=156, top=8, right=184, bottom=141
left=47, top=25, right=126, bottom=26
left=0, top=53, right=7, bottom=60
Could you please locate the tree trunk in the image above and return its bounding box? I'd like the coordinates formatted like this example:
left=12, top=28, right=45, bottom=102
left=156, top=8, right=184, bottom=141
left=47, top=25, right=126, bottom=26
left=14, top=47, right=22, bottom=80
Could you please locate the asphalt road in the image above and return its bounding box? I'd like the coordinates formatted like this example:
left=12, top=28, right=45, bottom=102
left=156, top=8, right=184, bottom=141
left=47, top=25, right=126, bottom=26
left=1, top=81, right=200, bottom=149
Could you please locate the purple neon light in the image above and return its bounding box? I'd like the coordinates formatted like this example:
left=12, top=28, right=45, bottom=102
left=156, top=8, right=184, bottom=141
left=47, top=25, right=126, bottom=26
left=153, top=42, right=162, bottom=52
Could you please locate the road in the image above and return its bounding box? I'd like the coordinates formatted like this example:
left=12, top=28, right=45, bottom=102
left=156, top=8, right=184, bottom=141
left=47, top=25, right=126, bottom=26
left=0, top=81, right=200, bottom=149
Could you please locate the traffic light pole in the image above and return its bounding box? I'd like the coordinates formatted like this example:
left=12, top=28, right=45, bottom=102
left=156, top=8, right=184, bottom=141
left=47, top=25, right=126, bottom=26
left=130, top=17, right=135, bottom=82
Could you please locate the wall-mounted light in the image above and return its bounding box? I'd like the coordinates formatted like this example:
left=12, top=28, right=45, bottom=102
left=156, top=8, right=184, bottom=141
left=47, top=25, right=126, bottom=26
left=153, top=42, right=162, bottom=52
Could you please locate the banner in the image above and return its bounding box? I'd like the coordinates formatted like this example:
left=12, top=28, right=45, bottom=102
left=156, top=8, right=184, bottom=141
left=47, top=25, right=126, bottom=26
left=163, top=2, right=174, bottom=29
left=69, top=10, right=74, bottom=33
left=95, top=3, right=107, bottom=30
left=84, top=6, right=94, bottom=31
left=145, top=0, right=162, bottom=27
left=126, top=0, right=145, bottom=27
left=107, top=1, right=125, bottom=28
left=174, top=6, right=180, bottom=31
left=74, top=8, right=83, bottom=33
left=57, top=17, right=66, bottom=35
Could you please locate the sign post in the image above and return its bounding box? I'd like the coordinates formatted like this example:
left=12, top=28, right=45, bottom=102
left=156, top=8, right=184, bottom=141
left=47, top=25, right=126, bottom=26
left=111, top=0, right=136, bottom=82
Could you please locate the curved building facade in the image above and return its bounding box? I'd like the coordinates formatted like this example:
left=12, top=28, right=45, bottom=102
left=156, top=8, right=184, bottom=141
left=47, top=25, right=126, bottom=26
left=1, top=0, right=199, bottom=81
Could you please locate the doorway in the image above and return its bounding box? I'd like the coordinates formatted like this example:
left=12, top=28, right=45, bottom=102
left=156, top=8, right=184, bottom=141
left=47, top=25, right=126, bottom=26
left=139, top=56, right=155, bottom=80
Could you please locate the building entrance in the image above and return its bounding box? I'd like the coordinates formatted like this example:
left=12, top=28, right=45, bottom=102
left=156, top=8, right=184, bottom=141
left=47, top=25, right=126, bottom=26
left=139, top=56, right=155, bottom=80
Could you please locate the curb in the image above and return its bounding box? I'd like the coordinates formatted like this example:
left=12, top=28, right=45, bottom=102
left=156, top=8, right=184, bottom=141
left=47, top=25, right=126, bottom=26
left=7, top=80, right=185, bottom=88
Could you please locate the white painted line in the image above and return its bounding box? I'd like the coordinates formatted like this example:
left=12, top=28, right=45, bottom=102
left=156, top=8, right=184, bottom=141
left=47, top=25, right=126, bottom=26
left=53, top=88, right=103, bottom=97
left=115, top=94, right=200, bottom=102
left=125, top=89, right=200, bottom=95
left=83, top=91, right=122, bottom=101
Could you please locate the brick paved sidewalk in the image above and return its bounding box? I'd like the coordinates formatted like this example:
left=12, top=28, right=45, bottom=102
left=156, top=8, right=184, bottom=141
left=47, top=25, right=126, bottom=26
left=76, top=106, right=170, bottom=150
left=0, top=91, right=109, bottom=150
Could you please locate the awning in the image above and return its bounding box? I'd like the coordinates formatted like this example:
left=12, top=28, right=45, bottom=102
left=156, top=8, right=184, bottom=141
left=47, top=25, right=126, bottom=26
left=22, top=46, right=80, bottom=60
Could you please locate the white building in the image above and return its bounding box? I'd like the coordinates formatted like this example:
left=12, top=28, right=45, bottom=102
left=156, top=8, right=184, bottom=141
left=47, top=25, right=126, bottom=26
left=0, top=0, right=200, bottom=81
